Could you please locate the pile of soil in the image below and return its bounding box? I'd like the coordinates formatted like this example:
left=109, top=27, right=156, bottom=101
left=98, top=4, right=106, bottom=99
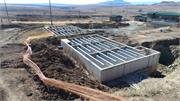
left=113, top=36, right=138, bottom=46
left=31, top=41, right=108, bottom=90
left=0, top=24, right=43, bottom=30
left=0, top=88, right=8, bottom=101
left=69, top=23, right=129, bottom=29
left=28, top=74, right=80, bottom=100
left=0, top=43, right=26, bottom=68
left=1, top=58, right=26, bottom=69
left=29, top=40, right=109, bottom=100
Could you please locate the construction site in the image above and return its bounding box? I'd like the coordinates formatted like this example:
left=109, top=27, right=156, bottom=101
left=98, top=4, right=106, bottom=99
left=0, top=0, right=180, bottom=101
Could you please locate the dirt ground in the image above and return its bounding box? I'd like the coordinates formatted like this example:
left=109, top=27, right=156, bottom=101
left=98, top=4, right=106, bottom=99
left=0, top=24, right=179, bottom=101
left=0, top=25, right=55, bottom=101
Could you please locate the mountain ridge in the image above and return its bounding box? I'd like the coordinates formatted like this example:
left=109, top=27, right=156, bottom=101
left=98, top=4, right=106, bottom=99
left=153, top=1, right=180, bottom=6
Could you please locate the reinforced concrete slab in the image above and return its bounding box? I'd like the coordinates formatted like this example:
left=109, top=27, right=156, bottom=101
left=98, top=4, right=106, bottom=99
left=61, top=35, right=160, bottom=82
left=45, top=25, right=86, bottom=37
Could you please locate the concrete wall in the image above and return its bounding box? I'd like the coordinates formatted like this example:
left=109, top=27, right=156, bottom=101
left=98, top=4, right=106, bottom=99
left=101, top=64, right=125, bottom=82
left=61, top=37, right=160, bottom=82
left=100, top=53, right=160, bottom=82
left=61, top=39, right=102, bottom=81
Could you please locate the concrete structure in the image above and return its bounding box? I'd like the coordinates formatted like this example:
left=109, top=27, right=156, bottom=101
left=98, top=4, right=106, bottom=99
left=45, top=25, right=86, bottom=36
left=61, top=35, right=160, bottom=82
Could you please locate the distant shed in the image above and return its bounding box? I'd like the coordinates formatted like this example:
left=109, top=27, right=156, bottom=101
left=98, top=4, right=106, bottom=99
left=145, top=12, right=180, bottom=22
left=110, top=15, right=123, bottom=22
left=134, top=11, right=180, bottom=27
left=134, top=15, right=147, bottom=22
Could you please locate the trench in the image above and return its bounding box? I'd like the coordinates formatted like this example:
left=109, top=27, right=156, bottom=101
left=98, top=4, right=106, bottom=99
left=141, top=38, right=179, bottom=66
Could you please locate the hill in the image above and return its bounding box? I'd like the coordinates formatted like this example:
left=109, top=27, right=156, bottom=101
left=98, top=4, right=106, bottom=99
left=98, top=0, right=130, bottom=6
left=153, top=1, right=180, bottom=6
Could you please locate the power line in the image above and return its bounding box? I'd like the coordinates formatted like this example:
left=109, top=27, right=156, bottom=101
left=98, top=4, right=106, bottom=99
left=49, top=0, right=53, bottom=25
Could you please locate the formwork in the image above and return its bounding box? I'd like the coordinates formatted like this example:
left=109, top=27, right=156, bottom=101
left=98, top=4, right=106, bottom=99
left=61, top=35, right=160, bottom=82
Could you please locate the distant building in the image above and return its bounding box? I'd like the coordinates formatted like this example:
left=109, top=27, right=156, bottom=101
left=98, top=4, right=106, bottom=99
left=134, top=11, right=180, bottom=27
left=134, top=15, right=147, bottom=22
left=110, top=15, right=122, bottom=22
left=146, top=12, right=180, bottom=22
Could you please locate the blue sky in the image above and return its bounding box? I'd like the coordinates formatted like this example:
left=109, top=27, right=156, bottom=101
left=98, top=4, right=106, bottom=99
left=1, top=0, right=180, bottom=4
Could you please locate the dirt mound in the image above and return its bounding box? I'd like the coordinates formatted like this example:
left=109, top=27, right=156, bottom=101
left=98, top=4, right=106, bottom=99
left=0, top=24, right=23, bottom=29
left=113, top=36, right=138, bottom=46
left=30, top=36, right=61, bottom=47
left=0, top=43, right=26, bottom=68
left=0, top=87, right=9, bottom=101
left=31, top=41, right=108, bottom=91
left=28, top=75, right=80, bottom=100
left=1, top=58, right=26, bottom=69
left=0, top=24, right=43, bottom=30
left=69, top=23, right=129, bottom=29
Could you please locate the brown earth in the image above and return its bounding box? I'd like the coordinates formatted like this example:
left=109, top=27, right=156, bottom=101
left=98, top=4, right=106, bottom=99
left=0, top=37, right=110, bottom=101
left=0, top=41, right=82, bottom=101
left=0, top=87, right=8, bottom=101
left=30, top=42, right=108, bottom=91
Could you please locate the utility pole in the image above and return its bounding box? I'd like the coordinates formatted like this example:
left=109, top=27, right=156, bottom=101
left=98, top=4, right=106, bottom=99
left=94, top=9, right=97, bottom=23
left=110, top=2, right=113, bottom=16
left=178, top=16, right=180, bottom=45
left=111, top=2, right=113, bottom=16
left=49, top=0, right=53, bottom=25
left=78, top=10, right=80, bottom=23
left=4, top=0, right=10, bottom=23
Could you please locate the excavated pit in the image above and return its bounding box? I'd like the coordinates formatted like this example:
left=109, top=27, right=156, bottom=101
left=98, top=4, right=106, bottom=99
left=142, top=38, right=179, bottom=66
